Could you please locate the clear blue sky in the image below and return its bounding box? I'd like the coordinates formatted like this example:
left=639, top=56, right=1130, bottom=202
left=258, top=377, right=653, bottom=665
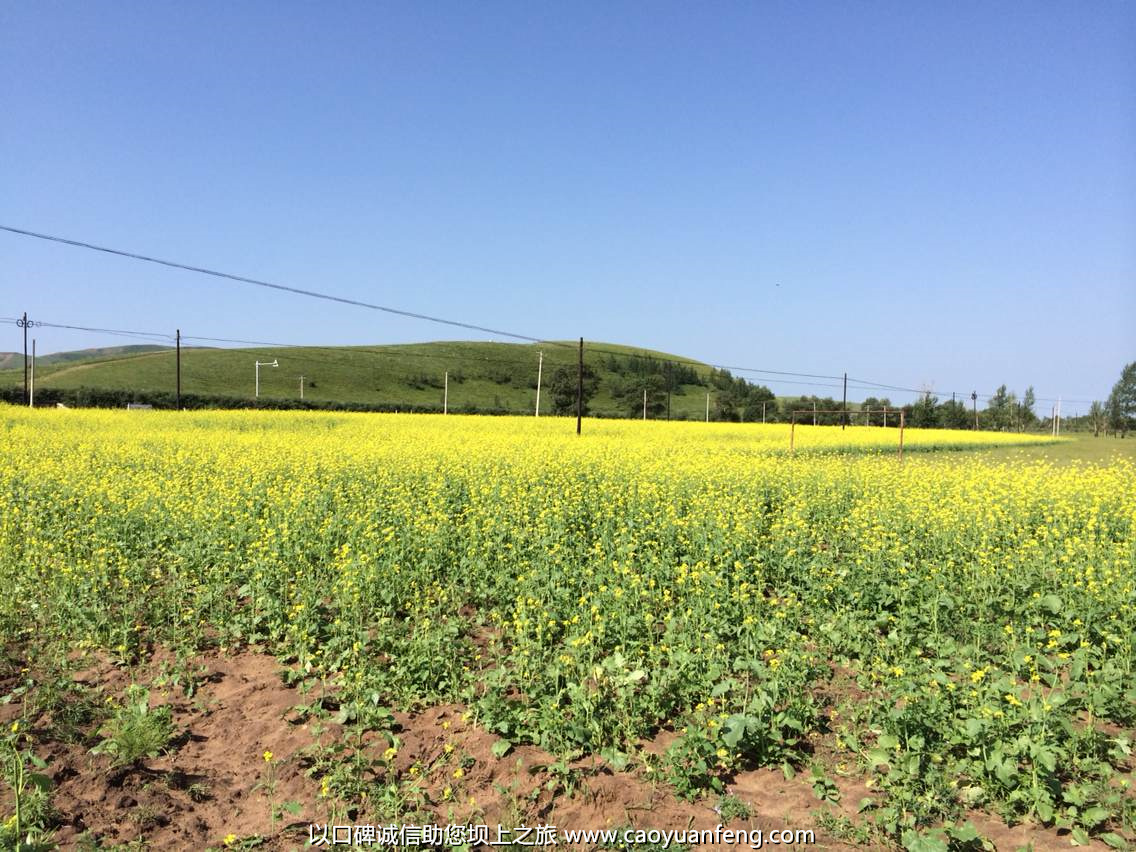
left=2, top=1, right=1133, bottom=407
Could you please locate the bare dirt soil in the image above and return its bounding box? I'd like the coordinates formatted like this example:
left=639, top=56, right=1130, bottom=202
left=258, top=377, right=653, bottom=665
left=0, top=647, right=1112, bottom=851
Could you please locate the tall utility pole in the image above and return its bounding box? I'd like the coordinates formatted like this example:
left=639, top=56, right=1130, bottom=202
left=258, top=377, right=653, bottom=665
left=842, top=372, right=848, bottom=430
left=812, top=400, right=817, bottom=426
left=300, top=375, right=305, bottom=400
left=1056, top=396, right=1061, bottom=437
left=762, top=401, right=766, bottom=423
left=705, top=392, right=710, bottom=423
left=535, top=351, right=543, bottom=417
left=443, top=371, right=448, bottom=414
left=575, top=338, right=583, bottom=436
left=175, top=329, right=181, bottom=410
left=18, top=312, right=31, bottom=405
left=972, top=391, right=978, bottom=430
left=643, top=388, right=647, bottom=420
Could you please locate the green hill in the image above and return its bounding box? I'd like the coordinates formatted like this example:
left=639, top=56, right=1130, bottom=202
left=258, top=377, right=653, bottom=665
left=0, top=340, right=730, bottom=418
left=0, top=344, right=169, bottom=370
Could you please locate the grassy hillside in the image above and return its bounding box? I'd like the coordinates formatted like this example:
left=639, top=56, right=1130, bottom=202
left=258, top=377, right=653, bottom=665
left=0, top=344, right=169, bottom=371
left=0, top=340, right=726, bottom=418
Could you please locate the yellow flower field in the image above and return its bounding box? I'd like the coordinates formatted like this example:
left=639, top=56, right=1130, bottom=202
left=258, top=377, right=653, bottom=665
left=1, top=407, right=1132, bottom=845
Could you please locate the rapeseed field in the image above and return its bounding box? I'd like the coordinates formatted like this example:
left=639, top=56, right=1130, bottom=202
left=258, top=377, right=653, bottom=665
left=1, top=408, right=1132, bottom=847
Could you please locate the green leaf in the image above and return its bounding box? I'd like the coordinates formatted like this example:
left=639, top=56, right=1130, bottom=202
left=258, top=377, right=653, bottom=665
left=994, top=759, right=1018, bottom=788
left=27, top=772, right=53, bottom=792
left=868, top=748, right=891, bottom=769
left=948, top=822, right=981, bottom=842
left=721, top=714, right=747, bottom=749
left=1100, top=833, right=1126, bottom=850
left=600, top=747, right=629, bottom=771
left=901, top=828, right=949, bottom=852
left=281, top=801, right=302, bottom=815
left=491, top=739, right=513, bottom=759
left=1081, top=806, right=1110, bottom=828
left=1071, top=827, right=1090, bottom=846
left=1063, top=785, right=1088, bottom=807
left=1039, top=594, right=1063, bottom=614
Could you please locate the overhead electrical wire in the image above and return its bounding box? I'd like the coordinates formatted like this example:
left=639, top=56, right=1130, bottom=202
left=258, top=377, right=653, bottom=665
left=0, top=224, right=1099, bottom=404
left=0, top=224, right=556, bottom=345
left=1, top=224, right=902, bottom=385
left=4, top=312, right=1099, bottom=404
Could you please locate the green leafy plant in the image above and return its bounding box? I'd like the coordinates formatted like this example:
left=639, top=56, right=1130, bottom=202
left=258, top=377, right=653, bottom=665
left=90, top=685, right=176, bottom=767
left=715, top=793, right=752, bottom=823
left=1, top=721, right=55, bottom=851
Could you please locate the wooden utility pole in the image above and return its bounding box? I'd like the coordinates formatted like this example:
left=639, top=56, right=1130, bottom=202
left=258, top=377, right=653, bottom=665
left=443, top=371, right=448, bottom=414
left=176, top=329, right=181, bottom=410
left=842, top=372, right=847, bottom=430
left=705, top=392, right=710, bottom=423
left=300, top=375, right=305, bottom=400
left=576, top=338, right=583, bottom=435
left=535, top=351, right=543, bottom=417
left=20, top=312, right=29, bottom=405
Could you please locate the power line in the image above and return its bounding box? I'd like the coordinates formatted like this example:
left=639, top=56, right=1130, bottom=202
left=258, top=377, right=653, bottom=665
left=35, top=320, right=176, bottom=343
left=8, top=313, right=1101, bottom=404
left=0, top=224, right=559, bottom=346
left=848, top=376, right=1094, bottom=406
left=0, top=224, right=918, bottom=386
left=9, top=317, right=853, bottom=393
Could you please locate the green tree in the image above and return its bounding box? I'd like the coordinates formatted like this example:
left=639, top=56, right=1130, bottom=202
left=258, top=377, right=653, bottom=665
left=1107, top=362, right=1136, bottom=437
left=937, top=398, right=970, bottom=430
left=611, top=374, right=666, bottom=418
left=740, top=384, right=775, bottom=422
left=549, top=366, right=599, bottom=416
left=1088, top=401, right=1106, bottom=437
left=986, top=385, right=1012, bottom=431
left=910, top=394, right=939, bottom=428
left=1020, top=386, right=1037, bottom=430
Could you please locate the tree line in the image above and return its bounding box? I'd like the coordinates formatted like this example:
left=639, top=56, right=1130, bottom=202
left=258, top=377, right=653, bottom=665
left=546, top=358, right=1136, bottom=434
left=8, top=357, right=1132, bottom=434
